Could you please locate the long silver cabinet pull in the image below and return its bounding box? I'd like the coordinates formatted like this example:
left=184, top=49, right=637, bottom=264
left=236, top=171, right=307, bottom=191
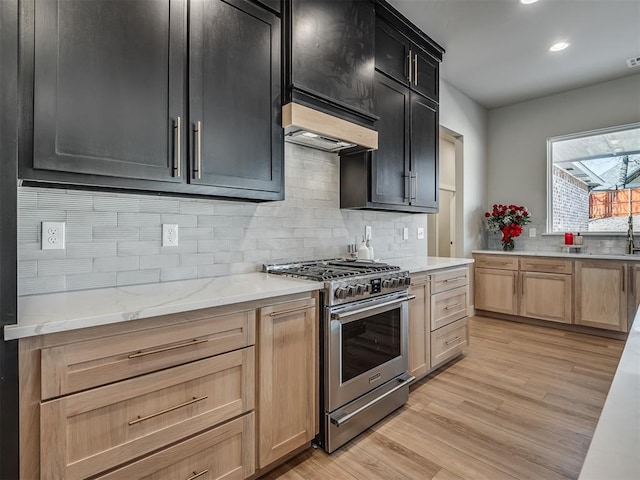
left=407, top=50, right=412, bottom=83
left=439, top=276, right=467, bottom=284
left=128, top=338, right=208, bottom=359
left=410, top=172, right=418, bottom=201
left=414, top=54, right=418, bottom=86
left=186, top=470, right=209, bottom=480
left=174, top=116, right=181, bottom=177
left=445, top=336, right=462, bottom=346
left=194, top=121, right=202, bottom=180
left=269, top=304, right=313, bottom=318
left=129, top=395, right=208, bottom=425
left=444, top=303, right=462, bottom=311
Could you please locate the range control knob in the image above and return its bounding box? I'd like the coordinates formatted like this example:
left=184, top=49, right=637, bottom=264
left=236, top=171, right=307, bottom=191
left=355, top=284, right=366, bottom=295
left=404, top=277, right=411, bottom=286
left=382, top=279, right=392, bottom=288
left=391, top=278, right=400, bottom=287
left=347, top=285, right=357, bottom=297
left=334, top=287, right=348, bottom=299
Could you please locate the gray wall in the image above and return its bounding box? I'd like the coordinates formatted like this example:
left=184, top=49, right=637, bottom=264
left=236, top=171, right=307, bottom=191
left=18, top=144, right=429, bottom=295
left=487, top=74, right=640, bottom=227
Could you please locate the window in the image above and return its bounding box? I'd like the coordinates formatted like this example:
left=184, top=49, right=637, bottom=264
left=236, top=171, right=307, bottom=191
left=547, top=122, right=640, bottom=233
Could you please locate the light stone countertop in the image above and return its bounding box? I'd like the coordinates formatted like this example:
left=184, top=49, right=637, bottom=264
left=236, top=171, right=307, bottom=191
left=473, top=249, right=640, bottom=261
left=384, top=256, right=474, bottom=274
left=578, top=309, right=640, bottom=479
left=5, top=273, right=322, bottom=340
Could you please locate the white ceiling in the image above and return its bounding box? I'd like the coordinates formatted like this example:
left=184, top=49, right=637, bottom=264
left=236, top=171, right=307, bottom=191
left=387, top=0, right=640, bottom=109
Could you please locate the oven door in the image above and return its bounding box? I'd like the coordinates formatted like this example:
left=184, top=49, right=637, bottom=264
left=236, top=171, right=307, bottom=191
left=325, top=292, right=411, bottom=412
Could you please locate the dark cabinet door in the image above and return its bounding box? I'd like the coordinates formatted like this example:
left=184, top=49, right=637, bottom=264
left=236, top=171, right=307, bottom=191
left=410, top=92, right=438, bottom=210
left=291, top=0, right=375, bottom=116
left=32, top=0, right=185, bottom=182
left=370, top=73, right=410, bottom=206
left=189, top=0, right=283, bottom=197
left=375, top=19, right=410, bottom=87
left=412, top=46, right=439, bottom=103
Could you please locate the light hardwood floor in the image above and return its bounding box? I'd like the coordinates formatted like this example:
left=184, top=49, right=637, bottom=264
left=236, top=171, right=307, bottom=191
left=263, top=316, right=625, bottom=480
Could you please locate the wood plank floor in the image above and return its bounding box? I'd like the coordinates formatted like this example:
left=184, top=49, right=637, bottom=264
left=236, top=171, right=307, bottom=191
left=263, top=316, right=625, bottom=480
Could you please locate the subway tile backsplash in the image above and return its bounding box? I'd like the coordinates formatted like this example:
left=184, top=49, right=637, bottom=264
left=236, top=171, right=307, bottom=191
left=18, top=144, right=428, bottom=295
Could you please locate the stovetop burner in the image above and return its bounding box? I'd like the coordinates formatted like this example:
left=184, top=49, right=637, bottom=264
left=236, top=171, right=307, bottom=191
left=265, top=258, right=400, bottom=282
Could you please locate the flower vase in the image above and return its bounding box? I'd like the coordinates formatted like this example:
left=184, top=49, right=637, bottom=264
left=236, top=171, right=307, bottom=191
left=502, top=239, right=515, bottom=251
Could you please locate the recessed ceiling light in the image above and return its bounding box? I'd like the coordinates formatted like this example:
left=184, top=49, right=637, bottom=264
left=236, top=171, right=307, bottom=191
left=520, top=0, right=538, bottom=4
left=549, top=42, right=570, bottom=52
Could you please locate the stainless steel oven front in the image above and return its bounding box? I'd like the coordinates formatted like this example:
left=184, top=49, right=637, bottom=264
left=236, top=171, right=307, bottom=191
left=321, top=291, right=414, bottom=452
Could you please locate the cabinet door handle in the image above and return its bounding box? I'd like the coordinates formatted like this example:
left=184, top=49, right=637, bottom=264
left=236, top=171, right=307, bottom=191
left=129, top=395, right=208, bottom=426
left=414, top=54, right=418, bottom=86
left=445, top=336, right=462, bottom=345
left=444, top=303, right=462, bottom=311
left=513, top=272, right=517, bottom=294
left=186, top=470, right=209, bottom=480
left=269, top=304, right=312, bottom=317
left=174, top=116, right=181, bottom=177
left=127, top=338, right=208, bottom=359
left=622, top=266, right=625, bottom=292
left=410, top=172, right=418, bottom=201
left=407, top=50, right=412, bottom=83
left=194, top=121, right=202, bottom=180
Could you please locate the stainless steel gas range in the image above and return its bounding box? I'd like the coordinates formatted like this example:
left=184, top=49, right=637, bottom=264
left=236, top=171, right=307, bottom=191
left=265, top=259, right=415, bottom=453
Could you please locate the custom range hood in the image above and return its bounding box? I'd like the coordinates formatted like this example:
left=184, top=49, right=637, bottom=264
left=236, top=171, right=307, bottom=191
left=283, top=102, right=378, bottom=153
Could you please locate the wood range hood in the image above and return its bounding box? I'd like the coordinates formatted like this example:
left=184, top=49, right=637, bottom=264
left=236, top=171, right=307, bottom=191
left=282, top=102, right=378, bottom=153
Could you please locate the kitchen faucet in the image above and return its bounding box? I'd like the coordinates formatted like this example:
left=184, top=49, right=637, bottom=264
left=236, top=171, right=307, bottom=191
left=627, top=215, right=640, bottom=254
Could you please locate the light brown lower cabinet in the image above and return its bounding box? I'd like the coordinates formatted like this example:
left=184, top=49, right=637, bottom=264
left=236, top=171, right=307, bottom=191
left=257, top=297, right=317, bottom=469
left=519, top=271, right=572, bottom=324
left=431, top=318, right=469, bottom=368
left=95, top=413, right=255, bottom=480
left=474, top=267, right=518, bottom=315
left=574, top=260, right=628, bottom=332
left=408, top=274, right=430, bottom=379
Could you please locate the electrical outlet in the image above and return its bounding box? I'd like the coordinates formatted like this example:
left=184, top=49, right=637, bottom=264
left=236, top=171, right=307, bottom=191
left=403, top=227, right=409, bottom=240
left=417, top=227, right=425, bottom=240
left=529, top=227, right=537, bottom=238
left=162, top=224, right=179, bottom=247
left=42, top=221, right=65, bottom=250
left=365, top=225, right=372, bottom=240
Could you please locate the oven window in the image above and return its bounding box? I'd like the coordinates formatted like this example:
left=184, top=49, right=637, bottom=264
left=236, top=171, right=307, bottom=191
left=341, top=307, right=401, bottom=383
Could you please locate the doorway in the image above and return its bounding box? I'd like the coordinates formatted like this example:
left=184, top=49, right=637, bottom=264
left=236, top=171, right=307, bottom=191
left=428, top=129, right=460, bottom=257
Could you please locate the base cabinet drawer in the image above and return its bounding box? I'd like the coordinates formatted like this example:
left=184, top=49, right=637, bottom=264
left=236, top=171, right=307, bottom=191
left=431, top=285, right=468, bottom=330
left=431, top=267, right=469, bottom=294
left=40, top=348, right=255, bottom=480
left=431, top=318, right=468, bottom=368
left=96, top=413, right=255, bottom=480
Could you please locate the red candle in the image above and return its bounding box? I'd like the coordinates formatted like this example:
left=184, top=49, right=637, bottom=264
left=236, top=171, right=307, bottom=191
left=565, top=233, right=573, bottom=245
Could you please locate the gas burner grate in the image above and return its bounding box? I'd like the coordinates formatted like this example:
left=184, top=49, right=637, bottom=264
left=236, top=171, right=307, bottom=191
left=265, top=259, right=400, bottom=281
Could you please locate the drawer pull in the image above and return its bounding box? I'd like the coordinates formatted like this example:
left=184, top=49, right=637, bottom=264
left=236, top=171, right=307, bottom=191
left=186, top=469, right=209, bottom=480
left=129, top=395, right=208, bottom=426
left=445, top=336, right=462, bottom=346
left=439, top=276, right=466, bottom=284
left=270, top=305, right=312, bottom=317
left=444, top=303, right=462, bottom=311
left=128, top=338, right=208, bottom=359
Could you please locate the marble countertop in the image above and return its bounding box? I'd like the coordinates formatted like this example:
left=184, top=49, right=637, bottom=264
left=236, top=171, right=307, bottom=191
left=5, top=273, right=322, bottom=340
left=578, top=309, right=640, bottom=479
left=384, top=256, right=474, bottom=273
left=473, top=249, right=640, bottom=261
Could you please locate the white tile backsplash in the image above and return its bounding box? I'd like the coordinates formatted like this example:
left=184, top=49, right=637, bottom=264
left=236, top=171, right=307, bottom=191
left=17, top=144, right=429, bottom=295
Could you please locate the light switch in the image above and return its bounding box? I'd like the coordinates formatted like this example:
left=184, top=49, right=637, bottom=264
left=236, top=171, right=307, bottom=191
left=403, top=228, right=409, bottom=240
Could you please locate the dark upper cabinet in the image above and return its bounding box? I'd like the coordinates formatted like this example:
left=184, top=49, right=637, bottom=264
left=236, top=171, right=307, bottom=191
left=287, top=0, right=376, bottom=124
left=21, top=0, right=283, bottom=201
left=31, top=0, right=185, bottom=183
left=341, top=73, right=438, bottom=213
left=189, top=0, right=282, bottom=196
left=375, top=17, right=439, bottom=103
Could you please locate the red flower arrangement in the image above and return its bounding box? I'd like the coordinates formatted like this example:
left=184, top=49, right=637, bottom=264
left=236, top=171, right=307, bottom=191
left=485, top=204, right=531, bottom=251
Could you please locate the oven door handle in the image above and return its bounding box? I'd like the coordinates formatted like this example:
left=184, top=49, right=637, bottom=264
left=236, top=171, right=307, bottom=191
left=330, top=295, right=415, bottom=324
left=330, top=373, right=415, bottom=427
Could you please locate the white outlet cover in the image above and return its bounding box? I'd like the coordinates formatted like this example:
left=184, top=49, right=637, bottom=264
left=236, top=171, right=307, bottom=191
left=529, top=227, right=537, bottom=238
left=417, top=227, right=425, bottom=240
left=42, top=221, right=65, bottom=250
left=162, top=224, right=179, bottom=247
left=403, top=228, right=409, bottom=240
